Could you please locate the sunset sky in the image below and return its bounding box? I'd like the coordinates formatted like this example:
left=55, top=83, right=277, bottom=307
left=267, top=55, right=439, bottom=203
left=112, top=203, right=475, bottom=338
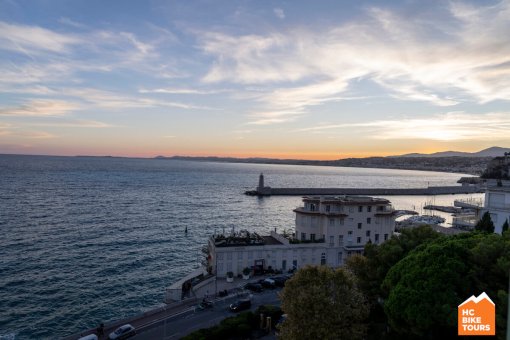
left=1, top=0, right=509, bottom=159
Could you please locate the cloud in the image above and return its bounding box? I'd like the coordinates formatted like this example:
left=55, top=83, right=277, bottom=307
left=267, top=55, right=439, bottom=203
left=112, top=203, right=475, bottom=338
left=62, top=88, right=215, bottom=110
left=58, top=17, right=86, bottom=29
left=298, top=112, right=510, bottom=141
left=24, top=131, right=57, bottom=139
left=0, top=100, right=78, bottom=116
left=33, top=119, right=111, bottom=128
left=0, top=21, right=81, bottom=54
left=198, top=0, right=510, bottom=124
left=273, top=8, right=285, bottom=19
left=139, top=87, right=224, bottom=95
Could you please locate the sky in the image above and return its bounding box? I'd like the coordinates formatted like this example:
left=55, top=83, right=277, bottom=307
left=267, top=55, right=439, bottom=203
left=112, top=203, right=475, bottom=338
left=0, top=0, right=509, bottom=159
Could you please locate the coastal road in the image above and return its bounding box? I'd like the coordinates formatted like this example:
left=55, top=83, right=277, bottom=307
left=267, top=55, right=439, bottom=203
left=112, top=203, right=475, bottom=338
left=131, top=289, right=281, bottom=339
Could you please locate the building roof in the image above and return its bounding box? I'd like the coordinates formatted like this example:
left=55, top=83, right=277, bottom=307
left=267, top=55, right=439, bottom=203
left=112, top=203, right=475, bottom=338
left=302, top=196, right=391, bottom=205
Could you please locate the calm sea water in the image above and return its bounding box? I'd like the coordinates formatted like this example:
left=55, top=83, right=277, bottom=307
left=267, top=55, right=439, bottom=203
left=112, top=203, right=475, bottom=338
left=0, top=155, right=482, bottom=339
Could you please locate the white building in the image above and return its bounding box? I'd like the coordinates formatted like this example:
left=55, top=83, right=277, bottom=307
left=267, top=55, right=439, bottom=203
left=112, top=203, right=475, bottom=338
left=480, top=180, right=510, bottom=234
left=207, top=196, right=396, bottom=277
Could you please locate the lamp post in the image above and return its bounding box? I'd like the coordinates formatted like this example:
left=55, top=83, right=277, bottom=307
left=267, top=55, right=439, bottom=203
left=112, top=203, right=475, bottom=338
left=214, top=249, right=218, bottom=297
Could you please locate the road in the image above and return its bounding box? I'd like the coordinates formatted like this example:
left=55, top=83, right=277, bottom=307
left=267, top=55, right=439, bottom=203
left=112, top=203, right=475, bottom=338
left=131, top=289, right=281, bottom=339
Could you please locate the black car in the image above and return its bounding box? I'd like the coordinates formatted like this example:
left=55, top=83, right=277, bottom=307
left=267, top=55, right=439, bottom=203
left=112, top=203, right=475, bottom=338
left=270, top=276, right=289, bottom=287
left=258, top=278, right=276, bottom=289
left=229, top=298, right=251, bottom=312
left=244, top=282, right=263, bottom=292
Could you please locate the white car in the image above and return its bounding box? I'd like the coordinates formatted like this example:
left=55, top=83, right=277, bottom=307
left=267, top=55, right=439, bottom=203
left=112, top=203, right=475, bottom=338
left=108, top=324, right=136, bottom=339
left=78, top=335, right=98, bottom=340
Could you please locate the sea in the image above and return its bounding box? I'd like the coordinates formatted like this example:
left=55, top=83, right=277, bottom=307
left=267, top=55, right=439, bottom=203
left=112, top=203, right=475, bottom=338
left=0, top=155, right=483, bottom=339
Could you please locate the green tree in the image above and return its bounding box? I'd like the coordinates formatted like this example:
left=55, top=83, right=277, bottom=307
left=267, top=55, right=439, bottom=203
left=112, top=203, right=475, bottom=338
left=382, top=233, right=509, bottom=339
left=279, top=266, right=369, bottom=340
left=502, top=219, right=509, bottom=233
left=346, top=225, right=442, bottom=307
left=475, top=211, right=495, bottom=233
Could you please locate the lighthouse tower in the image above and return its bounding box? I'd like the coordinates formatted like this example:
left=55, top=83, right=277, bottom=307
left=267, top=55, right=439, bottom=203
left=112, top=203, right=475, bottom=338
left=258, top=173, right=264, bottom=191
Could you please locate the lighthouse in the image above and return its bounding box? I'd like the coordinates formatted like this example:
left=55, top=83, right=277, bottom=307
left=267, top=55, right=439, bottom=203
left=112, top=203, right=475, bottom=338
left=258, top=173, right=264, bottom=191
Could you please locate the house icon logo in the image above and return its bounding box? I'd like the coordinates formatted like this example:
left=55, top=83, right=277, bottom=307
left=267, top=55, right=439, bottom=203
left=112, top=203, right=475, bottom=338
left=458, top=292, right=495, bottom=336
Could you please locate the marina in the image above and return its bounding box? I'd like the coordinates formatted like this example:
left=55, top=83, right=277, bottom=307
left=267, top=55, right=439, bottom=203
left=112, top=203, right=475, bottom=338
left=246, top=173, right=484, bottom=196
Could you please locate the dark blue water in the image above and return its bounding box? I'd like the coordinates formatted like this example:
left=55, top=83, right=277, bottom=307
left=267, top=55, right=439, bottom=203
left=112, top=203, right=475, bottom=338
left=0, top=155, right=477, bottom=339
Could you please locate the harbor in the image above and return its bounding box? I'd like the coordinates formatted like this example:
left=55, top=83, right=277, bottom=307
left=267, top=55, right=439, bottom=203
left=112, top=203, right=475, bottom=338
left=246, top=173, right=484, bottom=196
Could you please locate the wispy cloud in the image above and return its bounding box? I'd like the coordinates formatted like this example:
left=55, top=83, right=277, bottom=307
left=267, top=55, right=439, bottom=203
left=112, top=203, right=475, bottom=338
left=298, top=112, right=510, bottom=141
left=32, top=120, right=112, bottom=128
left=139, top=87, right=225, bottom=95
left=0, top=21, right=81, bottom=54
left=62, top=88, right=214, bottom=110
left=58, top=17, right=86, bottom=29
left=0, top=100, right=78, bottom=116
left=273, top=8, right=285, bottom=19
left=198, top=0, right=510, bottom=125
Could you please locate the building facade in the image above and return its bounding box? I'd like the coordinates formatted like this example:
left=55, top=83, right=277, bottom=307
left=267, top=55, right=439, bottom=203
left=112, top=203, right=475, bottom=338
left=480, top=180, right=510, bottom=234
left=207, top=196, right=396, bottom=277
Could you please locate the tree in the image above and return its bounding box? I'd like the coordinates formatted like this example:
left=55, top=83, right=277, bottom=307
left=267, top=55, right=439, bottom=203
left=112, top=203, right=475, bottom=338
left=475, top=211, right=495, bottom=233
left=502, top=219, right=509, bottom=233
left=382, top=238, right=473, bottom=338
left=382, top=233, right=509, bottom=339
left=279, top=266, right=369, bottom=340
left=346, top=225, right=442, bottom=307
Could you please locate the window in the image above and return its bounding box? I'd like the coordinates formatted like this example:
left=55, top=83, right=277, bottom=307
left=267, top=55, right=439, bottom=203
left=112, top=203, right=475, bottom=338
left=237, top=252, right=243, bottom=260
left=226, top=253, right=232, bottom=260
left=347, top=230, right=353, bottom=235
left=282, top=260, right=287, bottom=270
left=367, top=217, right=371, bottom=224
left=325, top=205, right=331, bottom=212
left=321, top=253, right=326, bottom=265
left=329, top=235, right=334, bottom=246
left=310, top=203, right=317, bottom=211
left=357, top=237, right=361, bottom=244
left=329, top=218, right=335, bottom=226
left=338, top=235, right=344, bottom=245
left=301, top=232, right=306, bottom=241
left=358, top=222, right=362, bottom=229
left=349, top=206, right=354, bottom=212
left=310, top=233, right=316, bottom=241
left=358, top=206, right=363, bottom=212
left=338, top=252, right=343, bottom=265
left=292, top=260, right=297, bottom=269
left=217, top=253, right=224, bottom=260
left=366, top=230, right=370, bottom=237
left=367, top=206, right=372, bottom=212
left=384, top=233, right=388, bottom=241
left=375, top=234, right=379, bottom=242
left=339, top=218, right=344, bottom=226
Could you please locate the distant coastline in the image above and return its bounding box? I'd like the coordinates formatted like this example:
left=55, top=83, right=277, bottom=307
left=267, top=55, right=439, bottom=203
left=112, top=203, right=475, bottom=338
left=156, top=155, right=490, bottom=175
left=4, top=145, right=510, bottom=175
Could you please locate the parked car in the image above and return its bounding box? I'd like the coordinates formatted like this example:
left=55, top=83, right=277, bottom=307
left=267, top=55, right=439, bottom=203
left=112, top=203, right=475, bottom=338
left=229, top=298, right=251, bottom=312
left=275, top=314, right=288, bottom=336
left=258, top=278, right=276, bottom=289
left=270, top=276, right=289, bottom=287
left=244, top=282, right=263, bottom=292
left=78, top=335, right=98, bottom=340
left=108, top=324, right=136, bottom=339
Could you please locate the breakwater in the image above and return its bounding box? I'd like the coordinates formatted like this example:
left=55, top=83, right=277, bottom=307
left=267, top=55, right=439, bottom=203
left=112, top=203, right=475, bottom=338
left=246, top=185, right=484, bottom=196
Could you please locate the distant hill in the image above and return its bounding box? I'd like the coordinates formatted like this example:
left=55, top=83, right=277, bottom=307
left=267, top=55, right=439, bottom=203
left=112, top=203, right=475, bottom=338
left=396, top=146, right=510, bottom=158
left=155, top=147, right=509, bottom=175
